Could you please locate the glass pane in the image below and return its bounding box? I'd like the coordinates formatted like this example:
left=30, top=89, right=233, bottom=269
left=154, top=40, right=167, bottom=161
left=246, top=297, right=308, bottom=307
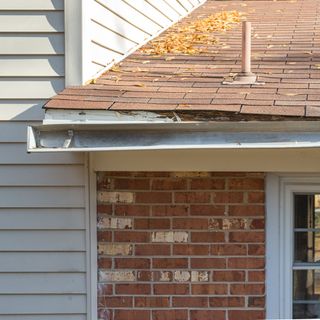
left=293, top=270, right=320, bottom=300
left=295, top=195, right=320, bottom=229
left=293, top=303, right=320, bottom=319
left=294, top=232, right=320, bottom=263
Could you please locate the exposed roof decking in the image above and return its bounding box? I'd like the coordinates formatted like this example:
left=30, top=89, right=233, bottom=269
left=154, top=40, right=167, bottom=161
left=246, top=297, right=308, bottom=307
left=46, top=0, right=320, bottom=119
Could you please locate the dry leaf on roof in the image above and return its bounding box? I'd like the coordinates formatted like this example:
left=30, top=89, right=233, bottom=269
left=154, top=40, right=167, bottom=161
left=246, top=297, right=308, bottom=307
left=140, top=11, right=242, bottom=55
left=134, top=83, right=146, bottom=87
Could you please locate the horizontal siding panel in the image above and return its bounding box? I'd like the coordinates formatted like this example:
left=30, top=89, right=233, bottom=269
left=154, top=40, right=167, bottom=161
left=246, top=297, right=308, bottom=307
left=0, top=316, right=85, bottom=320
left=0, top=12, right=64, bottom=33
left=0, top=100, right=45, bottom=121
left=0, top=186, right=84, bottom=207
left=96, top=0, right=161, bottom=35
left=92, top=1, right=149, bottom=44
left=146, top=0, right=181, bottom=21
left=0, top=0, right=64, bottom=11
left=0, top=252, right=86, bottom=272
left=91, top=21, right=137, bottom=54
left=0, top=144, right=84, bottom=165
left=176, top=0, right=193, bottom=11
left=0, top=165, right=84, bottom=185
left=0, top=295, right=86, bottom=314
left=122, top=0, right=172, bottom=28
left=0, top=208, right=85, bottom=230
left=0, top=273, right=86, bottom=294
left=0, top=231, right=85, bottom=251
left=0, top=79, right=65, bottom=99
left=163, top=0, right=188, bottom=16
left=0, top=56, right=64, bottom=77
left=91, top=41, right=123, bottom=69
left=0, top=34, right=64, bottom=55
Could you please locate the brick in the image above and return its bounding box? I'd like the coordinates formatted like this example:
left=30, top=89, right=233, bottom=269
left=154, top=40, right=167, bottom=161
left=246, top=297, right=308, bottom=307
left=97, top=231, right=112, bottom=242
left=173, top=297, right=208, bottom=307
left=99, top=271, right=135, bottom=282
left=209, top=296, right=245, bottom=307
left=248, top=296, right=265, bottom=308
left=212, top=271, right=245, bottom=282
left=153, top=271, right=173, bottom=282
left=248, top=270, right=265, bottom=282
left=152, top=205, right=189, bottom=216
left=173, top=244, right=210, bottom=256
left=190, top=179, right=225, bottom=190
left=134, top=218, right=170, bottom=229
left=98, top=192, right=134, bottom=204
left=137, top=271, right=152, bottom=282
left=229, top=205, right=264, bottom=216
left=116, top=284, right=151, bottom=295
left=228, top=310, right=265, bottom=320
left=208, top=218, right=222, bottom=230
left=152, top=310, right=188, bottom=320
left=115, top=258, right=150, bottom=269
left=97, top=217, right=132, bottom=230
left=152, top=179, right=188, bottom=190
left=97, top=283, right=113, bottom=296
left=173, top=218, right=208, bottom=229
left=211, top=244, right=247, bottom=256
left=114, top=310, right=150, bottom=320
left=174, top=271, right=191, bottom=282
left=98, top=244, right=132, bottom=256
left=114, top=178, right=150, bottom=190
left=115, top=205, right=150, bottom=216
left=153, top=258, right=188, bottom=269
left=191, top=258, right=226, bottom=269
left=135, top=244, right=170, bottom=256
left=230, top=284, right=265, bottom=295
left=99, top=296, right=132, bottom=308
left=114, top=231, right=150, bottom=242
left=191, top=271, right=209, bottom=282
left=229, top=231, right=265, bottom=243
left=98, top=258, right=112, bottom=269
left=97, top=204, right=112, bottom=214
left=192, top=284, right=227, bottom=295
left=190, top=310, right=225, bottom=320
left=175, top=192, right=211, bottom=203
left=228, top=178, right=264, bottom=190
left=136, top=192, right=172, bottom=203
left=250, top=219, right=265, bottom=229
left=135, top=297, right=170, bottom=308
left=98, top=309, right=112, bottom=320
left=247, top=192, right=265, bottom=203
left=190, top=205, right=225, bottom=216
left=154, top=284, right=189, bottom=295
left=222, top=218, right=251, bottom=230
left=228, top=258, right=265, bottom=269
left=248, top=244, right=265, bottom=255
left=152, top=231, right=188, bottom=243
left=212, top=192, right=243, bottom=203
left=191, top=232, right=225, bottom=243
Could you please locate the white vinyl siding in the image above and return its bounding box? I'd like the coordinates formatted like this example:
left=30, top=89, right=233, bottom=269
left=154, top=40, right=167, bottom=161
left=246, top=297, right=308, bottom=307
left=88, top=0, right=206, bottom=79
left=0, top=1, right=87, bottom=319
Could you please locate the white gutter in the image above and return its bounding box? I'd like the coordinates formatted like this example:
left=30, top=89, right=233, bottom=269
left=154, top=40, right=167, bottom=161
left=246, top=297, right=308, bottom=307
left=27, top=121, right=320, bottom=153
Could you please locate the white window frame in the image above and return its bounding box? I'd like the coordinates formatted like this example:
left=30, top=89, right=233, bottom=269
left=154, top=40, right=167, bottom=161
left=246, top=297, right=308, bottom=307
left=266, top=174, right=320, bottom=319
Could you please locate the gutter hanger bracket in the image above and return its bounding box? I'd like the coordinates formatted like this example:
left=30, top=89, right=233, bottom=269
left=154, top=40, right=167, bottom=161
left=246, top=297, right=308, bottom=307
left=62, top=129, right=74, bottom=148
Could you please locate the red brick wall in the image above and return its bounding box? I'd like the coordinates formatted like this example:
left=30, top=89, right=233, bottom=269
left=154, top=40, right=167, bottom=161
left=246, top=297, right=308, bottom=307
left=97, top=172, right=265, bottom=320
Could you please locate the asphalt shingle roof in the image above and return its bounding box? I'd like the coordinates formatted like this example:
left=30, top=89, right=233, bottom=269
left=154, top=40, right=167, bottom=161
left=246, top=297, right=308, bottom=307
left=46, top=0, right=320, bottom=119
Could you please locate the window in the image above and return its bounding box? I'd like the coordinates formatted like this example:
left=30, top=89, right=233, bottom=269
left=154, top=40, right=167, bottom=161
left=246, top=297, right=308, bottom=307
left=266, top=176, right=320, bottom=319
left=293, top=194, right=320, bottom=319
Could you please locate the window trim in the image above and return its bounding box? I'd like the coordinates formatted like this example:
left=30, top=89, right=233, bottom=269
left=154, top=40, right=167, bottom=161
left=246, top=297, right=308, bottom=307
left=266, top=174, right=320, bottom=319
